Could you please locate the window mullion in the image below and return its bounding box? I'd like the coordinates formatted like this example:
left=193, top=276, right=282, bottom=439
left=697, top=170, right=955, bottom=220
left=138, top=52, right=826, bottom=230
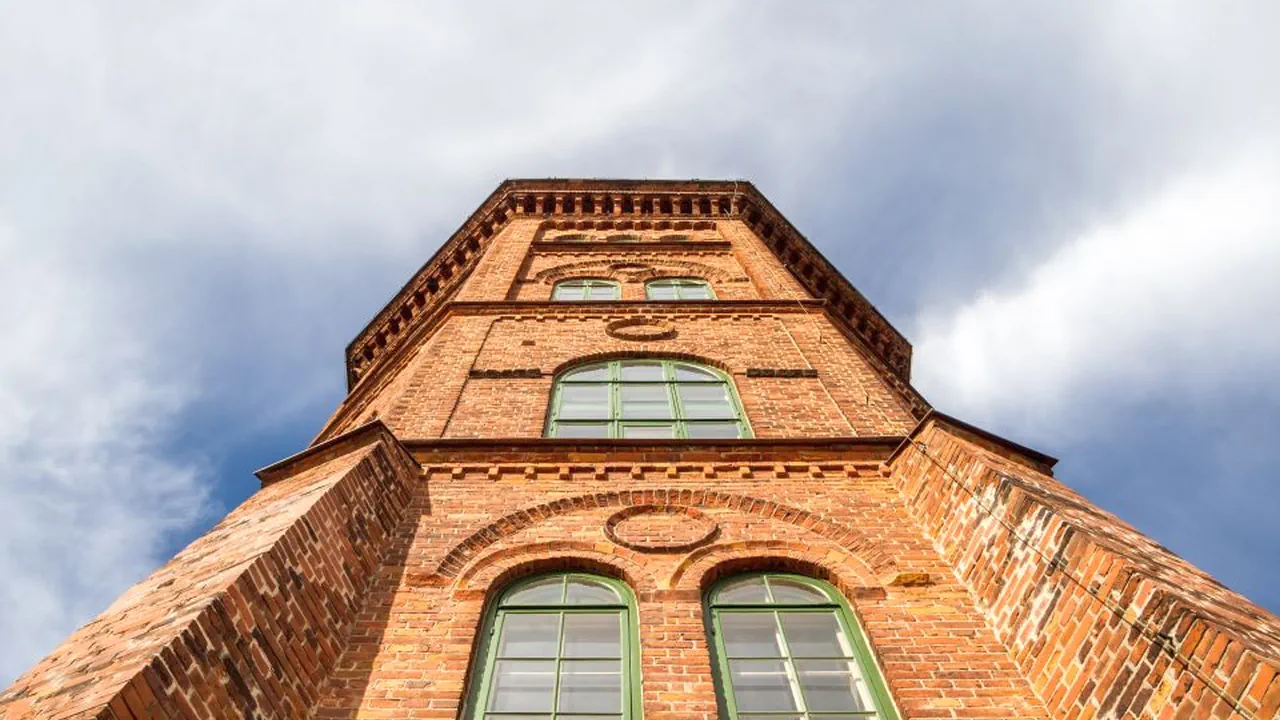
left=771, top=609, right=809, bottom=716
left=670, top=378, right=686, bottom=438
left=550, top=609, right=565, bottom=720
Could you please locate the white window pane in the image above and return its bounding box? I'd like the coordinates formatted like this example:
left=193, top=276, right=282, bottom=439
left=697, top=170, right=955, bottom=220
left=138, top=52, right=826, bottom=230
left=716, top=576, right=769, bottom=604
left=778, top=611, right=851, bottom=658
left=728, top=659, right=799, bottom=712
left=554, top=423, right=610, bottom=439
left=488, top=660, right=556, bottom=713
left=677, top=384, right=734, bottom=418
left=678, top=283, right=713, bottom=299
left=619, top=362, right=665, bottom=381
left=563, top=366, right=610, bottom=382
left=587, top=284, right=619, bottom=300
left=505, top=578, right=563, bottom=605
left=562, top=613, right=622, bottom=658
left=673, top=364, right=720, bottom=381
left=557, top=660, right=622, bottom=714
left=497, top=614, right=561, bottom=658
left=559, top=384, right=609, bottom=419
left=769, top=578, right=831, bottom=605
left=565, top=579, right=621, bottom=605
left=621, top=424, right=674, bottom=439
left=795, top=659, right=874, bottom=712
left=647, top=284, right=679, bottom=300
left=620, top=384, right=672, bottom=419
left=685, top=422, right=740, bottom=439
left=720, top=612, right=784, bottom=658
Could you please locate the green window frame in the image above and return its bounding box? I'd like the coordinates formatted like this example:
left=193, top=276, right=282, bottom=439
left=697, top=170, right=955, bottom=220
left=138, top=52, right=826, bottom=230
left=553, top=278, right=621, bottom=301
left=465, top=573, right=642, bottom=720
left=545, top=359, right=752, bottom=439
left=645, top=278, right=716, bottom=300
left=706, top=573, right=899, bottom=720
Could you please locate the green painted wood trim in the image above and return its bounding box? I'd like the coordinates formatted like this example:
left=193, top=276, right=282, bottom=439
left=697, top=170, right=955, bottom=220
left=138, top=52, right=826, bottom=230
left=704, top=573, right=901, bottom=720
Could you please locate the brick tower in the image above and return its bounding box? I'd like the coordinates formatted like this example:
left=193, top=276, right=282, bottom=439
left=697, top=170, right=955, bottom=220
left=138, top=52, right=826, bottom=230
left=4, top=179, right=1280, bottom=720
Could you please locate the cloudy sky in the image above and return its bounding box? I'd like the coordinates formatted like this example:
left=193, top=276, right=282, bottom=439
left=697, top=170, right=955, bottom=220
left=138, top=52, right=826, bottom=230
left=2, top=1, right=1278, bottom=684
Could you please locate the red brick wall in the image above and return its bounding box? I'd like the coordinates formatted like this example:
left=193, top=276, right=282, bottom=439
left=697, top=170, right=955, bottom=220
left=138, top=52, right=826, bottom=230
left=312, top=443, right=1051, bottom=720
left=889, top=417, right=1280, bottom=719
left=334, top=309, right=917, bottom=439
left=320, top=213, right=921, bottom=443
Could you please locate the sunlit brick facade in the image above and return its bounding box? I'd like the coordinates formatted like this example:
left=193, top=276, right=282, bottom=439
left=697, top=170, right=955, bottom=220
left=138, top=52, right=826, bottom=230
left=4, top=180, right=1279, bottom=719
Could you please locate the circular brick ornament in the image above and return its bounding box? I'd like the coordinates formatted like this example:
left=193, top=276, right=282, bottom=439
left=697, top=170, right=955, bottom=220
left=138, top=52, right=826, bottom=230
left=605, top=318, right=677, bottom=341
left=604, top=505, right=719, bottom=552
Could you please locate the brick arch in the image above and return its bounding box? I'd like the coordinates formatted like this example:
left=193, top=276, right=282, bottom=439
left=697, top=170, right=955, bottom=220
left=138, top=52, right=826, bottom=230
left=433, top=489, right=899, bottom=579
left=550, top=351, right=734, bottom=378
left=668, top=540, right=880, bottom=593
left=452, top=541, right=658, bottom=597
left=532, top=257, right=737, bottom=285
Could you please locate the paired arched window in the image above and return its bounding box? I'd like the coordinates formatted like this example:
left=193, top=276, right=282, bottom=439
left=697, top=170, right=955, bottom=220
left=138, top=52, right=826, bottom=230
left=467, top=572, right=897, bottom=719
left=545, top=359, right=750, bottom=439
left=707, top=574, right=898, bottom=719
left=468, top=573, right=641, bottom=719
left=553, top=279, right=621, bottom=301
left=645, top=278, right=715, bottom=300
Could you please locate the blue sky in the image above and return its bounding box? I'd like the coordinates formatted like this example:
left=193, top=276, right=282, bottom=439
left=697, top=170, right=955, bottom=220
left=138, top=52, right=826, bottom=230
left=2, top=2, right=1278, bottom=684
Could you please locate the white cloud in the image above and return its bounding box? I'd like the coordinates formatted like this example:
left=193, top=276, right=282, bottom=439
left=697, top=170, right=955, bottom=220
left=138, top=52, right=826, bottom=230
left=0, top=226, right=210, bottom=682
left=913, top=152, right=1280, bottom=438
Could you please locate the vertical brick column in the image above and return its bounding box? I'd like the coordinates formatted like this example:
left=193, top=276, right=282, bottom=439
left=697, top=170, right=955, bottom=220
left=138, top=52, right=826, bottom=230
left=719, top=219, right=810, bottom=300
left=455, top=219, right=541, bottom=302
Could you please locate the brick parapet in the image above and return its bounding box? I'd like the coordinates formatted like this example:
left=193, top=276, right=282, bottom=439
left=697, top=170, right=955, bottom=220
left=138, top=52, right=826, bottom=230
left=0, top=423, right=418, bottom=719
left=887, top=416, right=1280, bottom=718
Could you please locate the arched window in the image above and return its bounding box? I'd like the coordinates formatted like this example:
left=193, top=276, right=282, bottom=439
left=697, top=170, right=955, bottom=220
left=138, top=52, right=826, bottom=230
left=707, top=574, right=899, bottom=719
left=657, top=234, right=689, bottom=242
left=546, top=359, right=750, bottom=439
left=607, top=233, right=641, bottom=243
left=467, top=573, right=641, bottom=719
left=553, top=278, right=620, bottom=301
left=646, top=278, right=715, bottom=300
left=555, top=233, right=590, bottom=242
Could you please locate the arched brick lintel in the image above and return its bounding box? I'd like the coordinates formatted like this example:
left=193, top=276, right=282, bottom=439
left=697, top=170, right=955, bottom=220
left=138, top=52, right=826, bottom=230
left=532, top=258, right=739, bottom=285
left=550, top=351, right=733, bottom=378
left=434, top=489, right=900, bottom=580
left=453, top=541, right=657, bottom=597
left=669, top=540, right=881, bottom=592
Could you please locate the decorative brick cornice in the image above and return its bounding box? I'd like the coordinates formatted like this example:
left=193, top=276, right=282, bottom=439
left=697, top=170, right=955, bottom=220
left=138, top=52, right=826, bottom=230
left=343, top=179, right=915, bottom=394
